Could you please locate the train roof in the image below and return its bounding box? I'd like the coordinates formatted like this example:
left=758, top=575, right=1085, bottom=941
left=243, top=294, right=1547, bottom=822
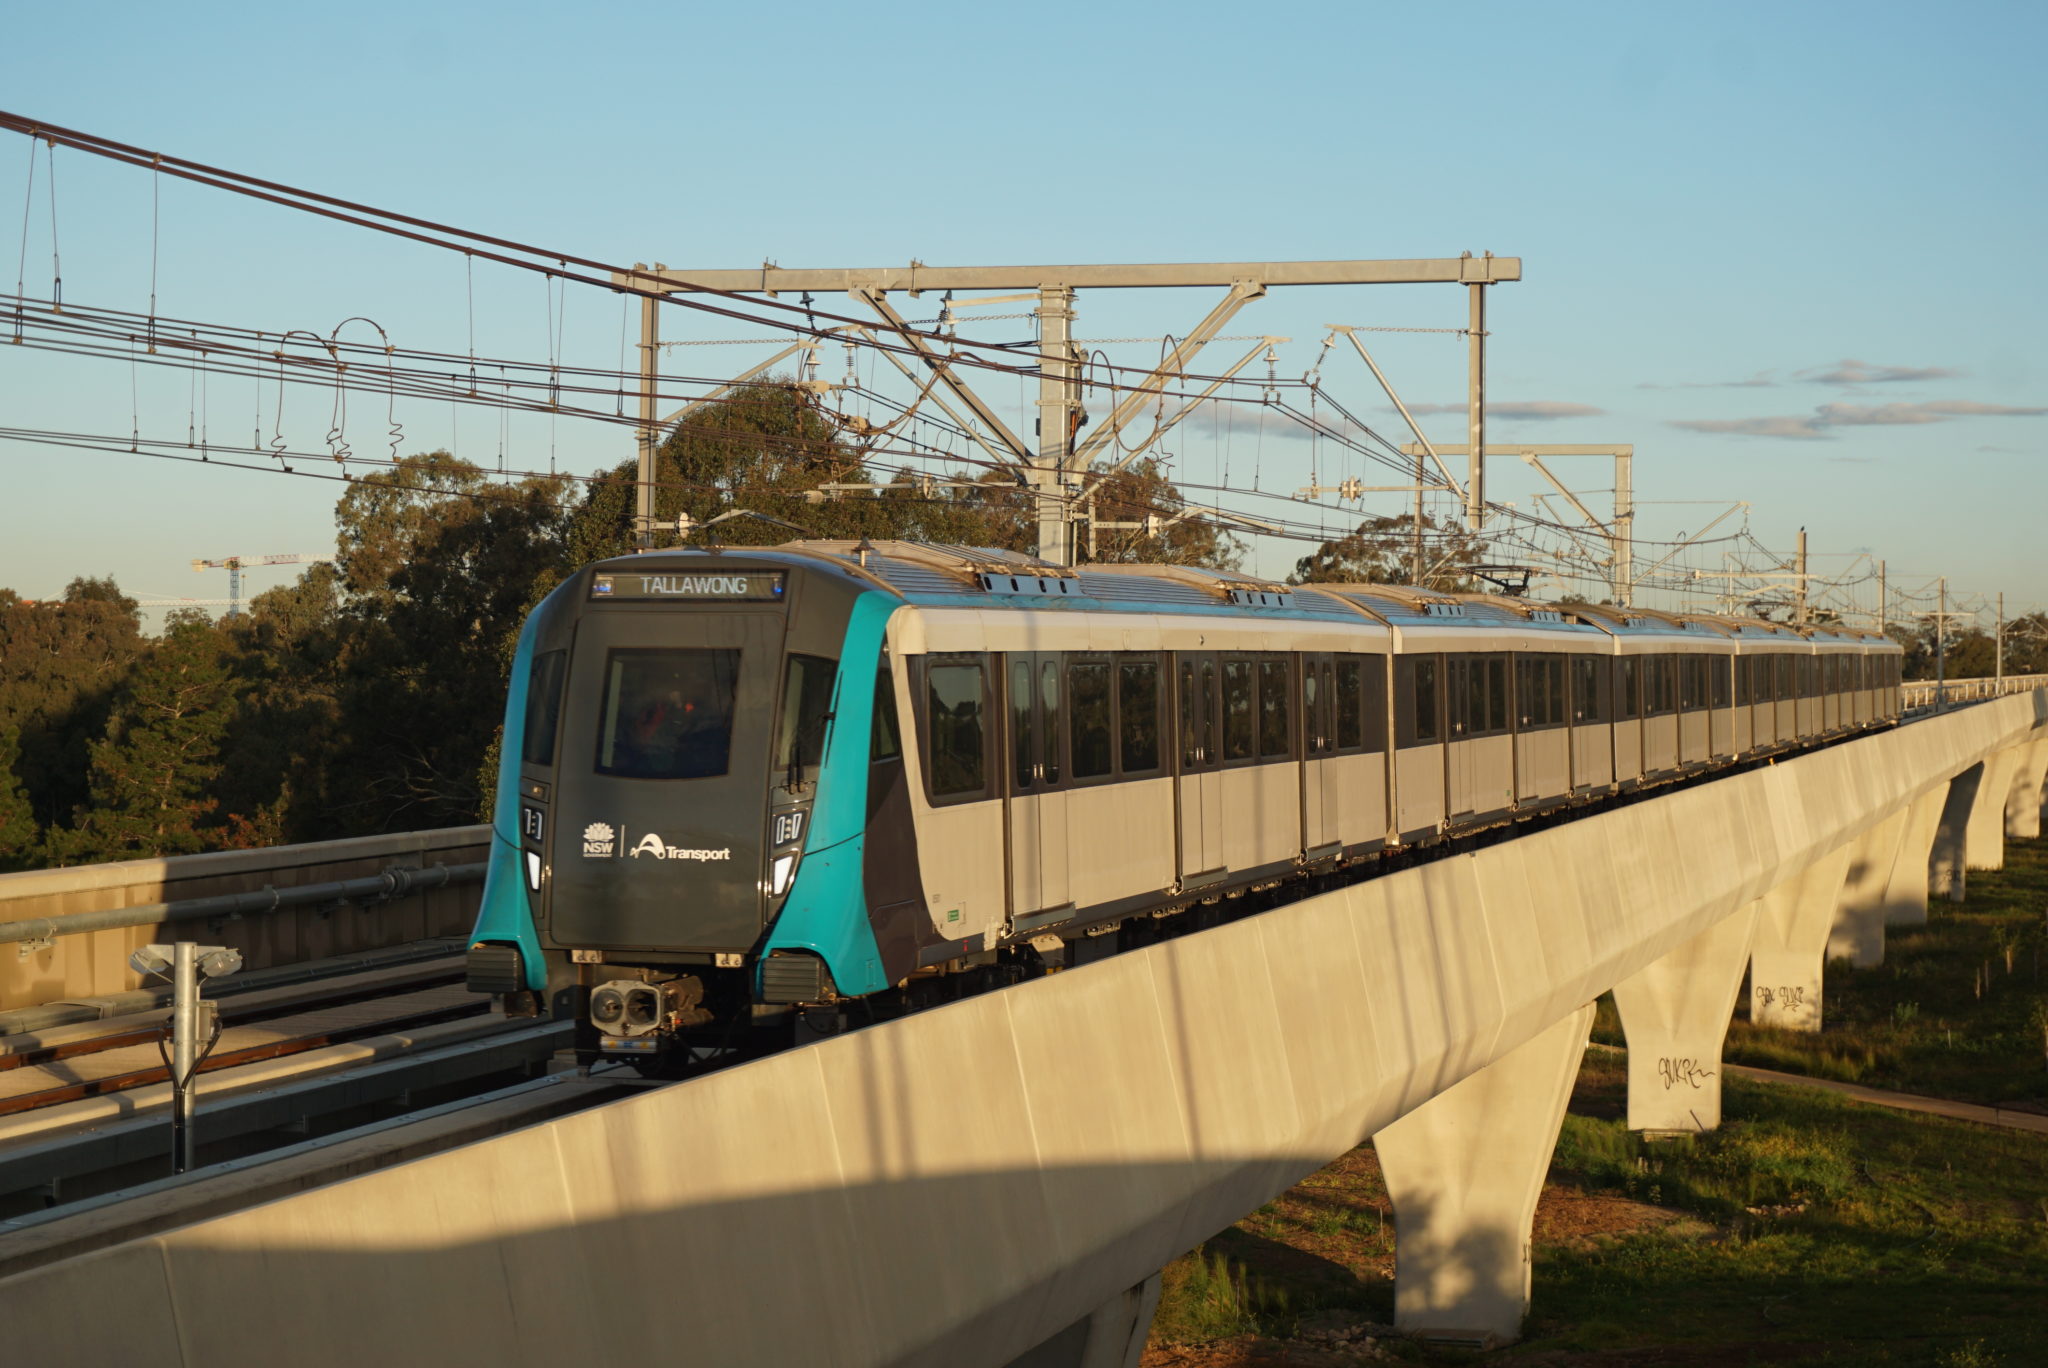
left=659, top=541, right=1902, bottom=650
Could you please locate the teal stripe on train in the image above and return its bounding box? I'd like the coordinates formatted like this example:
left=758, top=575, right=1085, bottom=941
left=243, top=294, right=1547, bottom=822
left=469, top=610, right=549, bottom=990
left=757, top=591, right=900, bottom=997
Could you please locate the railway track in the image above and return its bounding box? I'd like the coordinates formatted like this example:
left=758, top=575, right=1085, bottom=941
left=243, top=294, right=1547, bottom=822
left=0, top=941, right=575, bottom=1225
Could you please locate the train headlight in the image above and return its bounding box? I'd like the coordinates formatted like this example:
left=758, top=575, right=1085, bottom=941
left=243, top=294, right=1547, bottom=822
left=590, top=987, right=625, bottom=1026
left=771, top=853, right=799, bottom=897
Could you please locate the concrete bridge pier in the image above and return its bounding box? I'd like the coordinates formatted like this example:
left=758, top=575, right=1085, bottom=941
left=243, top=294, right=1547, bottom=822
left=1611, top=903, right=1759, bottom=1134
left=1751, top=843, right=1853, bottom=1029
left=2002, top=738, right=2048, bottom=840
left=1375, top=1003, right=1595, bottom=1346
left=1966, top=748, right=2022, bottom=871
left=1881, top=786, right=1948, bottom=929
left=1825, top=810, right=1907, bottom=969
left=1929, top=763, right=1983, bottom=904
left=1005, top=1275, right=1161, bottom=1368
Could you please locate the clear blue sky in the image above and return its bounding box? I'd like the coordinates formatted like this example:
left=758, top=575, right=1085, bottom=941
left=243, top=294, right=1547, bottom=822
left=2, top=0, right=2041, bottom=627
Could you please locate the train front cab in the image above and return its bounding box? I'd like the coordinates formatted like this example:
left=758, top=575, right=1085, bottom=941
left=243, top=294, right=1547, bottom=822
left=466, top=551, right=892, bottom=1064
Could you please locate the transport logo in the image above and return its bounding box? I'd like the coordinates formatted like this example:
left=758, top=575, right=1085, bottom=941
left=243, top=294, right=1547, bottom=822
left=630, top=832, right=733, bottom=861
left=582, top=822, right=617, bottom=858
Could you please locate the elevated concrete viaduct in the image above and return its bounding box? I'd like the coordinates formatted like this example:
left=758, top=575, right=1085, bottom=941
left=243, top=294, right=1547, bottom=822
left=5, top=691, right=2047, bottom=1365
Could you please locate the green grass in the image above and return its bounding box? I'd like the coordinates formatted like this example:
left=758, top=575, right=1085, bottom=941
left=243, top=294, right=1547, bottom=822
left=1528, top=1071, right=2048, bottom=1364
left=1723, top=836, right=2048, bottom=1107
left=1150, top=1243, right=1296, bottom=1343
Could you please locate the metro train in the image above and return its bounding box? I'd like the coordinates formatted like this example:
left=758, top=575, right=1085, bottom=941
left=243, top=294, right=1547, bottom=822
left=464, top=540, right=1903, bottom=1066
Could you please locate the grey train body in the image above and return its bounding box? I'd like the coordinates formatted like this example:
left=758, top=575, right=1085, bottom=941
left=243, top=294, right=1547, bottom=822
left=465, top=541, right=1903, bottom=1067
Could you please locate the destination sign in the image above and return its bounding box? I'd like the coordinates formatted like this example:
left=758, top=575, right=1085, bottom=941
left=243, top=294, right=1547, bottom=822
left=590, top=571, right=786, bottom=602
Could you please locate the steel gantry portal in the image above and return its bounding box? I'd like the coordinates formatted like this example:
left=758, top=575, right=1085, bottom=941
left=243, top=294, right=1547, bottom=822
left=613, top=256, right=1521, bottom=564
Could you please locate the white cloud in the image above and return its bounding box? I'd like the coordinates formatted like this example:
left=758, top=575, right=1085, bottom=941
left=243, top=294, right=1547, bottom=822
left=1398, top=400, right=1605, bottom=420
left=1669, top=398, right=2047, bottom=441
left=1802, top=358, right=1961, bottom=386
left=1671, top=415, right=1829, bottom=440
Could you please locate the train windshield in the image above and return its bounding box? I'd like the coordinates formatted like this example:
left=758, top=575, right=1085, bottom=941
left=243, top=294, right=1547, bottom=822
left=775, top=654, right=838, bottom=789
left=594, top=648, right=741, bottom=779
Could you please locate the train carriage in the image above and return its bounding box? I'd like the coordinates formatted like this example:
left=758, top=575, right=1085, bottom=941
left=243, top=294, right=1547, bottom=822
left=465, top=540, right=1902, bottom=1068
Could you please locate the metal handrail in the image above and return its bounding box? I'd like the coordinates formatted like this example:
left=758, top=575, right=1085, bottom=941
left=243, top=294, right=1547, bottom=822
left=0, top=861, right=486, bottom=949
left=1901, top=675, right=2048, bottom=711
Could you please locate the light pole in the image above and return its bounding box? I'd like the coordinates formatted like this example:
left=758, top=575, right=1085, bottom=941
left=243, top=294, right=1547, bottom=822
left=130, top=941, right=243, bottom=1173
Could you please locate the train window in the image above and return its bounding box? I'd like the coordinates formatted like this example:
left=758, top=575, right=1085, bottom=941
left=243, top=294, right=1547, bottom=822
left=1514, top=656, right=1537, bottom=728
left=1336, top=657, right=1364, bottom=749
left=1040, top=660, right=1063, bottom=785
left=1010, top=659, right=1035, bottom=790
left=1414, top=656, right=1440, bottom=742
left=1572, top=656, right=1601, bottom=723
left=1201, top=658, right=1219, bottom=760
left=1396, top=655, right=1441, bottom=745
left=1548, top=657, right=1568, bottom=725
left=1303, top=660, right=1324, bottom=754
left=1735, top=657, right=1751, bottom=706
left=1180, top=660, right=1201, bottom=767
left=1223, top=658, right=1256, bottom=761
left=774, top=655, right=839, bottom=788
left=927, top=662, right=988, bottom=799
left=1620, top=658, right=1639, bottom=719
left=1487, top=656, right=1509, bottom=733
left=871, top=663, right=901, bottom=763
left=1070, top=661, right=1113, bottom=780
left=521, top=649, right=567, bottom=766
left=1302, top=663, right=1319, bottom=751
left=1712, top=658, right=1730, bottom=709
left=1259, top=657, right=1292, bottom=759
left=1120, top=659, right=1161, bottom=774
left=1364, top=657, right=1389, bottom=750
left=595, top=648, right=741, bottom=781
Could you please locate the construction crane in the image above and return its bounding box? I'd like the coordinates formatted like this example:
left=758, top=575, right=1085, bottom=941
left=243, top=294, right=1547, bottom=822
left=190, top=552, right=334, bottom=617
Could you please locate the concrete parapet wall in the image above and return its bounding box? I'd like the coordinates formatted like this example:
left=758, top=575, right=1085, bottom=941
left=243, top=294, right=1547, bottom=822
left=4, top=699, right=2043, bottom=1366
left=0, top=826, right=488, bottom=1014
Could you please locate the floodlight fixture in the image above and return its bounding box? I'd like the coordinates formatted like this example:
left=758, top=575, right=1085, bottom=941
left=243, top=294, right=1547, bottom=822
left=129, top=944, right=175, bottom=977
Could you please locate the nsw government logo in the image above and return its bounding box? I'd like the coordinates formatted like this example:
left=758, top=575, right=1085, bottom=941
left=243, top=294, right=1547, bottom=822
left=582, top=822, right=617, bottom=858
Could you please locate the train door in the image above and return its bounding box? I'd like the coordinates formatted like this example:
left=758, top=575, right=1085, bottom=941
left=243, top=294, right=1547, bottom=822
left=1445, top=655, right=1477, bottom=816
left=548, top=609, right=784, bottom=953
left=1614, top=656, right=1644, bottom=783
left=1569, top=653, right=1610, bottom=792
left=1005, top=652, right=1071, bottom=923
left=1175, top=653, right=1225, bottom=886
left=1392, top=653, right=1446, bottom=841
left=1515, top=654, right=1567, bottom=803
left=1678, top=656, right=1708, bottom=765
left=1302, top=654, right=1342, bottom=857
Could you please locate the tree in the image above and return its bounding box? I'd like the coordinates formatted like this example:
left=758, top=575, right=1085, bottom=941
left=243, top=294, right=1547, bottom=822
left=0, top=579, right=148, bottom=832
left=1288, top=513, right=1484, bottom=590
left=1076, top=457, right=1243, bottom=569
left=0, top=725, right=37, bottom=871
left=208, top=564, right=349, bottom=845
left=53, top=613, right=241, bottom=861
left=329, top=452, right=574, bottom=833
left=556, top=379, right=1032, bottom=573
